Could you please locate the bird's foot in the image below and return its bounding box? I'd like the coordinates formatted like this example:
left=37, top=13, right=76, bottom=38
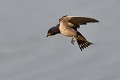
left=71, top=38, right=75, bottom=45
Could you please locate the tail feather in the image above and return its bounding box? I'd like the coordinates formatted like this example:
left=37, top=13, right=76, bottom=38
left=76, top=31, right=93, bottom=51
left=77, top=39, right=93, bottom=51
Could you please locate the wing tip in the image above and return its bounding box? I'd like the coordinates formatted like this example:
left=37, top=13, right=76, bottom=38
left=95, top=19, right=99, bottom=23
left=90, top=18, right=99, bottom=23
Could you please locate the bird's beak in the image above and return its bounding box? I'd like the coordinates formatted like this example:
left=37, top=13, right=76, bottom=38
left=46, top=33, right=51, bottom=37
left=46, top=35, right=48, bottom=37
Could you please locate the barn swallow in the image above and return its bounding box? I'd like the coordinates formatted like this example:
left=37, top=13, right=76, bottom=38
left=47, top=15, right=99, bottom=51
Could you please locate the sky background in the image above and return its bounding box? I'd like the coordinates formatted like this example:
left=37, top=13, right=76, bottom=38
left=0, top=0, right=120, bottom=80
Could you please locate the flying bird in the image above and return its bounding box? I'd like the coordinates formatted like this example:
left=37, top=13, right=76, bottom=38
left=47, top=15, right=99, bottom=51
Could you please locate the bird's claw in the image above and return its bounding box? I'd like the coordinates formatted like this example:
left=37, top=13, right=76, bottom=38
left=71, top=38, right=75, bottom=45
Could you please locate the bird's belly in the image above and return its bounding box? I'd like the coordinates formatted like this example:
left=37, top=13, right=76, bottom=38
left=59, top=27, right=77, bottom=37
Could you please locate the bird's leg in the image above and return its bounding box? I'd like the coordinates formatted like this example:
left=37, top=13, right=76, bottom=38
left=71, top=37, right=76, bottom=45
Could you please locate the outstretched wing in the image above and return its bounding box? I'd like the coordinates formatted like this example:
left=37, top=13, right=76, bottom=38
left=68, top=16, right=99, bottom=24
left=59, top=15, right=99, bottom=28
left=76, top=31, right=93, bottom=51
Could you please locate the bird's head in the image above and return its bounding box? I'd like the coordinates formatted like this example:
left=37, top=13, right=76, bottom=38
left=46, top=24, right=60, bottom=37
left=46, top=28, right=54, bottom=37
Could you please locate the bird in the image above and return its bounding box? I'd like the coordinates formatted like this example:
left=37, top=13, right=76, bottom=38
left=47, top=15, right=99, bottom=51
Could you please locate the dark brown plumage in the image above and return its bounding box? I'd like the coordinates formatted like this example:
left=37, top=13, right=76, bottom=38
left=76, top=31, right=93, bottom=51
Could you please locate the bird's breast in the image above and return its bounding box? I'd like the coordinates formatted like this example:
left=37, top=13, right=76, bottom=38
left=59, top=25, right=77, bottom=37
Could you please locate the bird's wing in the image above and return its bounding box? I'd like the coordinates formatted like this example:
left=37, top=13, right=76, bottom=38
left=76, top=31, right=93, bottom=51
left=67, top=16, right=99, bottom=25
left=59, top=15, right=99, bottom=28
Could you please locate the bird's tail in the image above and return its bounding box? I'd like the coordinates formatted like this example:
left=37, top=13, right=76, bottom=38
left=76, top=32, right=93, bottom=51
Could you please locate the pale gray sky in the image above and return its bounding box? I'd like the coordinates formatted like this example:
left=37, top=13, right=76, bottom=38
left=0, top=0, right=120, bottom=80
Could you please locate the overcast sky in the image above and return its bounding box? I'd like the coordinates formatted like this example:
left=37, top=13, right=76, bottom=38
left=0, top=0, right=120, bottom=80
